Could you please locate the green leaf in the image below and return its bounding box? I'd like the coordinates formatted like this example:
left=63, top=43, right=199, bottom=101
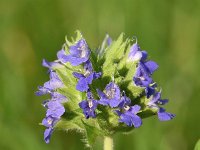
left=194, top=139, right=200, bottom=150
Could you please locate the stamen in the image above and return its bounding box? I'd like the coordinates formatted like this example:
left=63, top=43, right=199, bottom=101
left=88, top=101, right=93, bottom=108
left=106, top=88, right=116, bottom=99
left=124, top=105, right=130, bottom=111
left=84, top=70, right=91, bottom=77
left=47, top=119, right=53, bottom=125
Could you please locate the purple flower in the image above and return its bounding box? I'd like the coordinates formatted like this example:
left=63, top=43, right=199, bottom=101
left=42, top=98, right=66, bottom=143
left=133, top=62, right=158, bottom=98
left=44, top=128, right=54, bottom=144
left=73, top=60, right=101, bottom=92
left=57, top=49, right=68, bottom=64
left=79, top=91, right=98, bottom=119
left=128, top=43, right=159, bottom=73
left=51, top=92, right=67, bottom=103
left=46, top=100, right=65, bottom=118
left=158, top=108, right=175, bottom=121
left=131, top=43, right=159, bottom=98
left=128, top=43, right=147, bottom=62
left=97, top=82, right=122, bottom=108
left=115, top=95, right=142, bottom=128
left=42, top=116, right=59, bottom=128
left=36, top=71, right=63, bottom=96
left=57, top=39, right=90, bottom=66
left=134, top=62, right=153, bottom=87
left=148, top=92, right=175, bottom=121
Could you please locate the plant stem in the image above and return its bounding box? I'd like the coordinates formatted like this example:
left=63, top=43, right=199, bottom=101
left=104, top=136, right=113, bottom=150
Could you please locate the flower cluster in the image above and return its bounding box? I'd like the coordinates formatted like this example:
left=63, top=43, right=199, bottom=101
left=36, top=31, right=175, bottom=145
left=36, top=70, right=67, bottom=143
left=130, top=42, right=175, bottom=121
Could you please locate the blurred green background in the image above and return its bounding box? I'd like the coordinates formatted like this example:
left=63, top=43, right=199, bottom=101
left=0, top=0, right=200, bottom=150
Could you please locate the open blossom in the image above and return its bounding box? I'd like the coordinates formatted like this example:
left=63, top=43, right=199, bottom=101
left=115, top=95, right=142, bottom=128
left=73, top=60, right=101, bottom=92
left=131, top=43, right=159, bottom=98
left=42, top=100, right=65, bottom=143
left=36, top=61, right=66, bottom=143
left=128, top=43, right=147, bottom=62
left=46, top=100, right=65, bottom=118
left=148, top=92, right=175, bottom=121
left=97, top=82, right=122, bottom=108
left=36, top=71, right=63, bottom=96
left=57, top=39, right=90, bottom=66
left=79, top=91, right=98, bottom=119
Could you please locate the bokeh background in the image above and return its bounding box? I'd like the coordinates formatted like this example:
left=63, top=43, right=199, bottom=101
left=0, top=0, right=200, bottom=150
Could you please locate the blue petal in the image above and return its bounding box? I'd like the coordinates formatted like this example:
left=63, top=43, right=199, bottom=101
left=130, top=105, right=141, bottom=114
left=42, top=116, right=58, bottom=128
left=141, top=51, right=148, bottom=61
left=46, top=101, right=65, bottom=118
left=98, top=99, right=109, bottom=106
left=51, top=92, right=67, bottom=103
left=114, top=110, right=122, bottom=116
left=158, top=108, right=175, bottom=121
left=84, top=60, right=93, bottom=72
left=105, top=82, right=121, bottom=100
left=118, top=96, right=131, bottom=108
left=144, top=61, right=159, bottom=74
left=151, top=92, right=161, bottom=103
left=73, top=72, right=84, bottom=79
left=85, top=73, right=94, bottom=85
left=76, top=78, right=89, bottom=92
left=44, top=128, right=54, bottom=144
left=57, top=49, right=68, bottom=63
left=130, top=114, right=142, bottom=128
left=64, top=55, right=88, bottom=66
left=145, top=86, right=156, bottom=98
left=35, top=86, right=50, bottom=96
left=79, top=100, right=88, bottom=109
left=97, top=89, right=107, bottom=99
left=109, top=98, right=121, bottom=108
left=157, top=99, right=169, bottom=105
left=119, top=113, right=132, bottom=126
left=93, top=72, right=102, bottom=79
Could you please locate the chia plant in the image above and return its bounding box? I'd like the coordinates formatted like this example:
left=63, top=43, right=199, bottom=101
left=36, top=31, right=175, bottom=149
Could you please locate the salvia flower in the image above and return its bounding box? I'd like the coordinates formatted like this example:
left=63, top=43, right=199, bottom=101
left=79, top=90, right=98, bottom=119
left=41, top=99, right=65, bottom=143
left=148, top=92, right=175, bottom=121
left=36, top=31, right=175, bottom=146
left=131, top=43, right=159, bottom=98
left=36, top=71, right=63, bottom=96
left=57, top=39, right=90, bottom=66
left=73, top=60, right=101, bottom=92
left=128, top=43, right=147, bottom=62
left=97, top=82, right=121, bottom=108
left=116, top=95, right=142, bottom=128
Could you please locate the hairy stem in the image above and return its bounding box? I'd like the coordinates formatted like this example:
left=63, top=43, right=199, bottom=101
left=104, top=136, right=113, bottom=150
